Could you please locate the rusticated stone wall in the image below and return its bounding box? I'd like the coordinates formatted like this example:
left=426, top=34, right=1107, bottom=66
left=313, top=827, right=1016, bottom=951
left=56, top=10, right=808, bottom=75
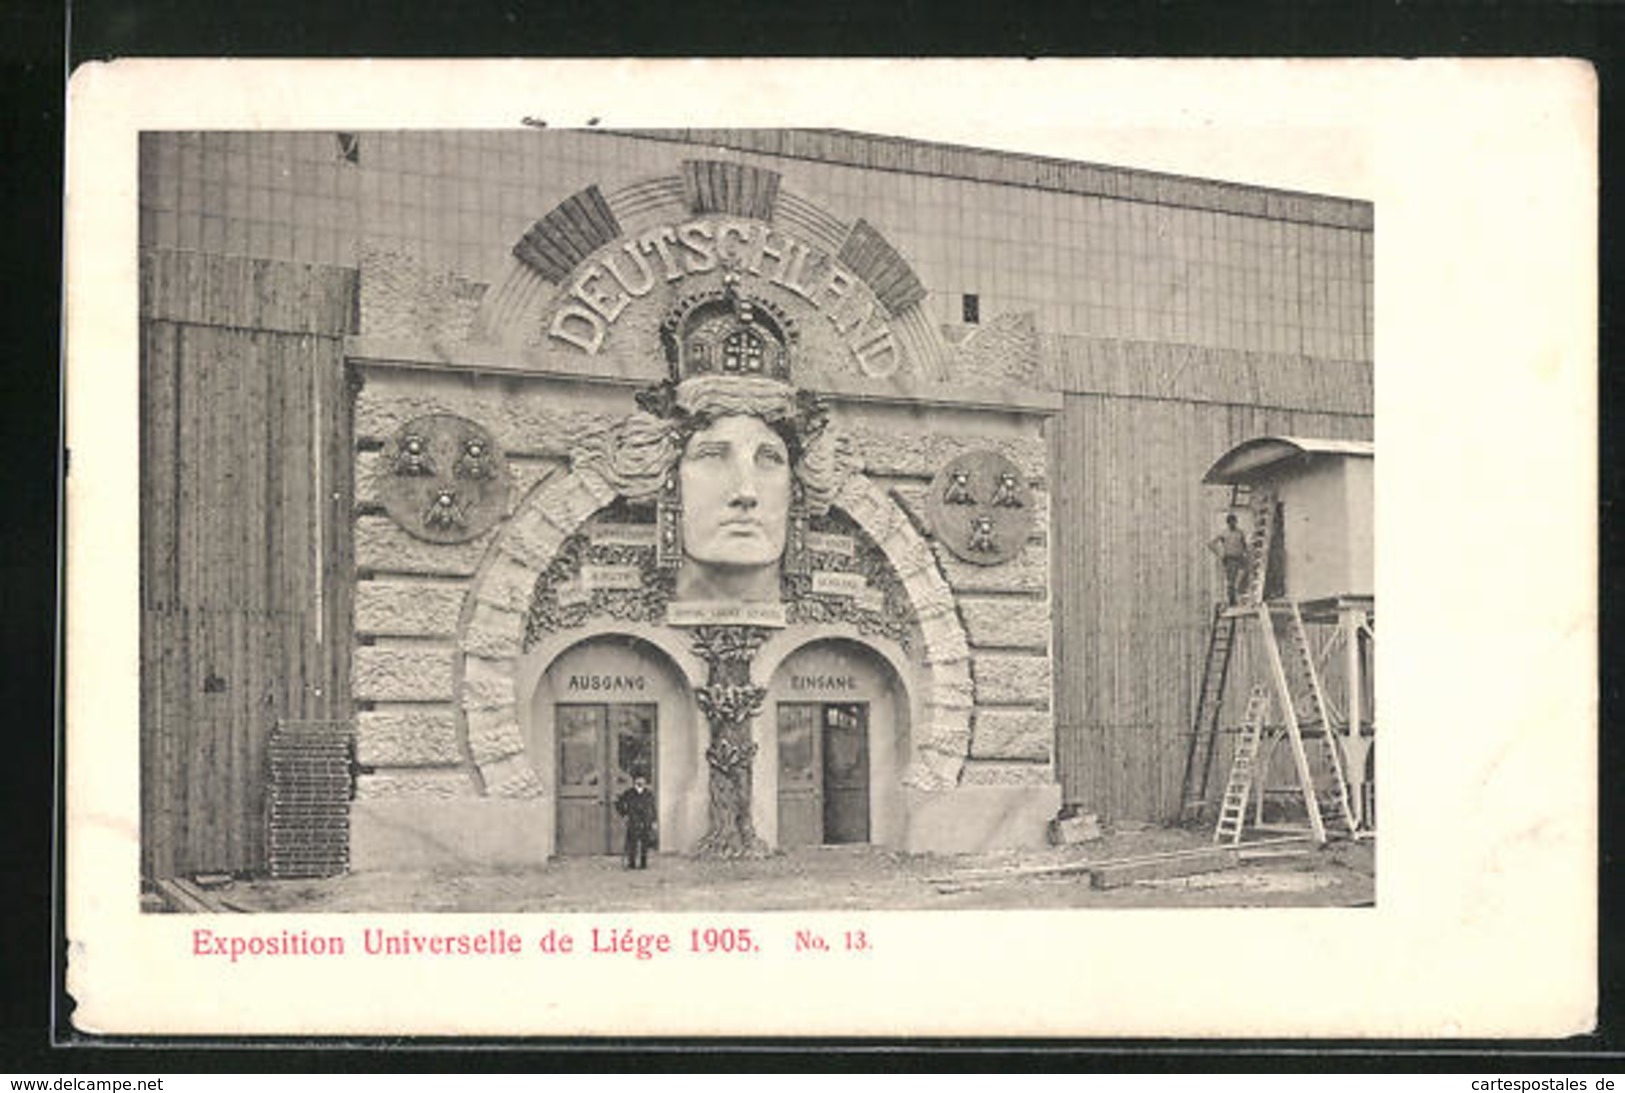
left=348, top=353, right=1057, bottom=798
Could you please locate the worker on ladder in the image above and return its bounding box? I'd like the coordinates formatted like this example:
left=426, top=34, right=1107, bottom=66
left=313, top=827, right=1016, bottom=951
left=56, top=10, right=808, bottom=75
left=1208, top=513, right=1250, bottom=605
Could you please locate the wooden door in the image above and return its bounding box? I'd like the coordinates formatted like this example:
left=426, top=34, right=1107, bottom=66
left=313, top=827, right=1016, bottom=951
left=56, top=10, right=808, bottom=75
left=777, top=703, right=822, bottom=848
left=556, top=703, right=657, bottom=856
left=822, top=703, right=870, bottom=844
left=556, top=704, right=609, bottom=856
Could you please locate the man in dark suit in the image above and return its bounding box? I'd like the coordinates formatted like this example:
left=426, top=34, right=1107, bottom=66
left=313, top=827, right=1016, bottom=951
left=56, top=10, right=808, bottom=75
left=615, top=773, right=657, bottom=870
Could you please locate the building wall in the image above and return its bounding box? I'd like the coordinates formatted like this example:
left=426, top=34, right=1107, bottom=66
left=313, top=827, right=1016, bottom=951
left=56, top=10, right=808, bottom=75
left=139, top=128, right=1372, bottom=359
left=139, top=250, right=357, bottom=877
left=1055, top=396, right=1371, bottom=821
left=346, top=339, right=1058, bottom=856
left=137, top=127, right=1374, bottom=865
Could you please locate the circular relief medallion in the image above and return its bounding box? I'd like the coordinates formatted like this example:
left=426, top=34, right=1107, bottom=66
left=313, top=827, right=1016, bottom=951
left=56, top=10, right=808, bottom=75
left=380, top=414, right=510, bottom=543
left=926, top=450, right=1034, bottom=566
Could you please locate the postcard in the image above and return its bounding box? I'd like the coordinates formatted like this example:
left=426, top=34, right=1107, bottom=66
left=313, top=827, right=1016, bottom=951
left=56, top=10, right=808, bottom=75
left=63, top=58, right=1596, bottom=1038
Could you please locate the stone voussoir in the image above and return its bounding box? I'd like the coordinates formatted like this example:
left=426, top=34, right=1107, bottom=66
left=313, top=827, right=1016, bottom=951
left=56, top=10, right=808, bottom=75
left=833, top=478, right=890, bottom=532
left=901, top=573, right=958, bottom=620
left=901, top=762, right=947, bottom=791
left=573, top=465, right=619, bottom=507
left=929, top=662, right=975, bottom=703
left=466, top=706, right=526, bottom=766
left=914, top=749, right=966, bottom=787
left=869, top=507, right=916, bottom=556
left=887, top=482, right=930, bottom=530
left=921, top=626, right=971, bottom=667
left=547, top=471, right=616, bottom=532
left=918, top=728, right=972, bottom=756
left=461, top=601, right=524, bottom=659
left=924, top=702, right=973, bottom=734
left=498, top=506, right=569, bottom=570
left=461, top=654, right=519, bottom=711
left=481, top=754, right=545, bottom=799
left=473, top=553, right=538, bottom=613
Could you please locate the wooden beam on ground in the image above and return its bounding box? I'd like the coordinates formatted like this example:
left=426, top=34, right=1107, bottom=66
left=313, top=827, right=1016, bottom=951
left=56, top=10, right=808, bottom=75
left=1237, top=846, right=1315, bottom=863
left=926, top=835, right=1311, bottom=888
left=1090, top=847, right=1241, bottom=889
left=152, top=876, right=240, bottom=913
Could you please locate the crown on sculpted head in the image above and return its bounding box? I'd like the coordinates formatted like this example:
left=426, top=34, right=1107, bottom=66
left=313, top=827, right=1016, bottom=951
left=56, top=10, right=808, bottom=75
left=659, top=268, right=798, bottom=386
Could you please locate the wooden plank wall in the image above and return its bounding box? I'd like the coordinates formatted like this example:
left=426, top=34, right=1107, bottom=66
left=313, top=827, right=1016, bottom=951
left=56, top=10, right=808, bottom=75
left=140, top=249, right=357, bottom=878
left=1047, top=338, right=1373, bottom=823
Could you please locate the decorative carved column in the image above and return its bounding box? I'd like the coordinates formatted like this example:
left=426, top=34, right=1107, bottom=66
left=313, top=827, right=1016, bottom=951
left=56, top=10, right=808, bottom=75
left=691, top=625, right=771, bottom=859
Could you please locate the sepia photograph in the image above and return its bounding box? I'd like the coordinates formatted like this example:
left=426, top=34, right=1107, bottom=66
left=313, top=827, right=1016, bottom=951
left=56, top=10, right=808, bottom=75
left=132, top=122, right=1374, bottom=915
left=65, top=59, right=1594, bottom=1038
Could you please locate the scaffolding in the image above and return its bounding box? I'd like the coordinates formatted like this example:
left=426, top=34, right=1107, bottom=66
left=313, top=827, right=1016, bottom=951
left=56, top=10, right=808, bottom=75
left=1180, top=439, right=1375, bottom=845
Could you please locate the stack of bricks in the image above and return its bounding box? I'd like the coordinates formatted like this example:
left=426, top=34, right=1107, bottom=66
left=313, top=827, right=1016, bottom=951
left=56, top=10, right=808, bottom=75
left=266, top=722, right=354, bottom=878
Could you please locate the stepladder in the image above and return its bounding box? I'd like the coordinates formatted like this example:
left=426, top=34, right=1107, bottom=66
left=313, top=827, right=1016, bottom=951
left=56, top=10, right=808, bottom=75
left=1212, top=600, right=1363, bottom=845
left=1214, top=684, right=1271, bottom=845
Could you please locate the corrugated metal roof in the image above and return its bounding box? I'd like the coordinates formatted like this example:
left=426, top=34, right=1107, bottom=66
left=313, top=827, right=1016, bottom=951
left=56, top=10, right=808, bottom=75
left=610, top=128, right=1374, bottom=230
left=1203, top=435, right=1374, bottom=484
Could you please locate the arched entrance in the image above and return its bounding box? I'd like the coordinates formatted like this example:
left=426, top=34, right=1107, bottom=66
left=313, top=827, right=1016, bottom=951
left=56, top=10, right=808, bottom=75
left=758, top=637, right=910, bottom=849
left=527, top=634, right=701, bottom=857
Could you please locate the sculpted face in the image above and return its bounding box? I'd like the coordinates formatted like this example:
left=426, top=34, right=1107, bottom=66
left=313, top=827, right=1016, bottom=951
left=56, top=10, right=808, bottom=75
left=679, top=414, right=791, bottom=577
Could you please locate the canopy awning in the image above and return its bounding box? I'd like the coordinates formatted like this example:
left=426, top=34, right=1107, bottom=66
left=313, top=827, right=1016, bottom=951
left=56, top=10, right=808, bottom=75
left=1203, top=436, right=1373, bottom=485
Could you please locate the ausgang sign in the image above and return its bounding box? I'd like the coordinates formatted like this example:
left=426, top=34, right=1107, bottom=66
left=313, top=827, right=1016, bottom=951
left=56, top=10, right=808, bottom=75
left=546, top=215, right=901, bottom=378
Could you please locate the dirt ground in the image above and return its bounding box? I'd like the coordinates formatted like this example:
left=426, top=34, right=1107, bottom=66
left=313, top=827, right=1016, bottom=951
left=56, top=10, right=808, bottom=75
left=205, top=828, right=1374, bottom=914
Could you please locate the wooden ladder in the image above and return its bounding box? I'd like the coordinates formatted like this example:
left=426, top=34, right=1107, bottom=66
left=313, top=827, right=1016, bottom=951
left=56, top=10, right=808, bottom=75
left=1240, top=487, right=1276, bottom=605
left=1180, top=601, right=1239, bottom=822
left=1214, top=685, right=1272, bottom=845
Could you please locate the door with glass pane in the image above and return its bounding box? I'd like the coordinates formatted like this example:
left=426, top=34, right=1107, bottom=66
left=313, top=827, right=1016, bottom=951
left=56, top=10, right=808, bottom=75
left=555, top=703, right=656, bottom=856
left=776, top=703, right=822, bottom=848
left=776, top=701, right=869, bottom=847
left=821, top=703, right=869, bottom=844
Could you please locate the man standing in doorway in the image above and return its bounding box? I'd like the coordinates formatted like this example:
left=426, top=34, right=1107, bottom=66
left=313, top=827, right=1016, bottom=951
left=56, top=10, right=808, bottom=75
left=615, top=773, right=657, bottom=870
left=1209, top=513, right=1250, bottom=605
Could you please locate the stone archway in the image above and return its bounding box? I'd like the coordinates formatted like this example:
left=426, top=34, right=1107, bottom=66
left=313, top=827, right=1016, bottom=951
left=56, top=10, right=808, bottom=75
left=755, top=628, right=916, bottom=848
left=451, top=461, right=974, bottom=797
left=527, top=629, right=704, bottom=856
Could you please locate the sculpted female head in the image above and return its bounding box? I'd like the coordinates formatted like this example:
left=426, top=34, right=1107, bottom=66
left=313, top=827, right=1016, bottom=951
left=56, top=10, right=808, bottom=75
left=575, top=381, right=847, bottom=603
left=569, top=275, right=852, bottom=602
left=678, top=413, right=792, bottom=574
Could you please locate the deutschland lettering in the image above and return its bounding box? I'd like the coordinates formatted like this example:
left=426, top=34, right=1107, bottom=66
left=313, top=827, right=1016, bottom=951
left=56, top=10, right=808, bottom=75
left=547, top=216, right=898, bottom=377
